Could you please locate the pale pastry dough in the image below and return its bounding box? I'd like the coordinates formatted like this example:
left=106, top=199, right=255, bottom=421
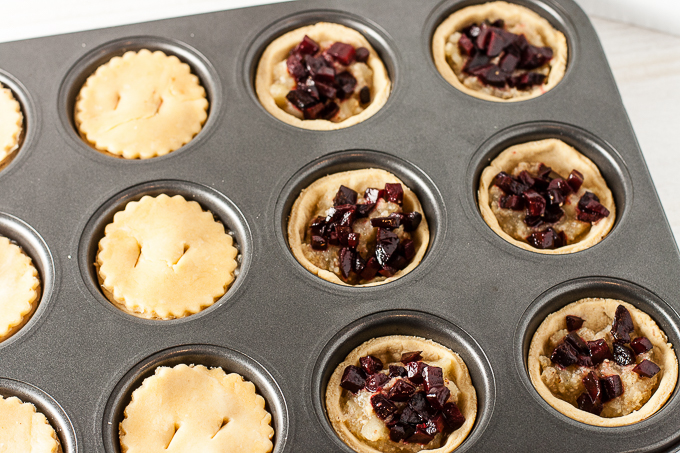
left=326, top=335, right=477, bottom=453
left=0, top=83, right=23, bottom=168
left=432, top=1, right=567, bottom=102
left=478, top=139, right=615, bottom=254
left=74, top=49, right=208, bottom=159
left=0, top=395, right=61, bottom=453
left=0, top=236, right=40, bottom=342
left=528, top=298, right=678, bottom=426
left=120, top=364, right=274, bottom=453
left=96, top=194, right=238, bottom=319
left=287, top=169, right=429, bottom=286
left=255, top=22, right=390, bottom=130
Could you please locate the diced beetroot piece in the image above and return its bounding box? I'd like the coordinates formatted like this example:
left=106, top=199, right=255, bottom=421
left=355, top=202, right=376, bottom=217
left=360, top=355, right=384, bottom=374
left=422, top=366, right=445, bottom=392
left=357, top=87, right=369, bottom=105
left=426, top=386, right=450, bottom=410
left=311, top=235, right=327, bottom=250
left=513, top=33, right=529, bottom=51
left=542, top=205, right=564, bottom=224
left=601, top=374, right=623, bottom=401
left=463, top=52, right=491, bottom=74
left=474, top=64, right=509, bottom=87
left=408, top=392, right=434, bottom=419
left=389, top=365, right=407, bottom=377
left=371, top=216, right=401, bottom=229
left=527, top=227, right=564, bottom=250
left=475, top=22, right=490, bottom=50
left=312, top=65, right=336, bottom=84
left=310, top=216, right=326, bottom=235
left=613, top=343, right=636, bottom=366
left=335, top=71, right=357, bottom=98
left=565, top=332, right=590, bottom=355
left=633, top=359, right=661, bottom=378
left=315, top=81, right=337, bottom=99
left=547, top=189, right=564, bottom=207
left=389, top=254, right=409, bottom=271
left=509, top=72, right=546, bottom=90
left=577, top=354, right=594, bottom=368
left=334, top=185, right=358, bottom=206
left=548, top=177, right=573, bottom=196
left=458, top=33, right=475, bottom=55
left=318, top=101, right=340, bottom=120
left=499, top=52, right=520, bottom=72
left=577, top=192, right=610, bottom=223
left=500, top=194, right=524, bottom=210
left=355, top=46, right=370, bottom=63
left=551, top=341, right=578, bottom=367
left=577, top=391, right=603, bottom=415
left=567, top=170, right=584, bottom=192
left=389, top=423, right=416, bottom=442
left=582, top=371, right=602, bottom=401
left=338, top=229, right=359, bottom=248
left=286, top=89, right=319, bottom=110
left=384, top=183, right=404, bottom=204
left=612, top=304, right=635, bottom=344
left=485, top=28, right=507, bottom=57
left=353, top=254, right=366, bottom=274
left=364, top=187, right=380, bottom=204
left=388, top=379, right=417, bottom=402
left=406, top=362, right=427, bottom=384
left=294, top=35, right=320, bottom=55
left=375, top=229, right=400, bottom=266
left=537, top=164, right=553, bottom=178
left=402, top=212, right=423, bottom=232
left=360, top=257, right=380, bottom=280
left=371, top=393, right=398, bottom=420
left=401, top=351, right=423, bottom=363
left=419, top=414, right=447, bottom=435
left=298, top=78, right=320, bottom=100
left=365, top=373, right=390, bottom=392
left=523, top=189, right=546, bottom=217
left=631, top=337, right=653, bottom=355
left=491, top=19, right=505, bottom=28
left=339, top=247, right=355, bottom=279
left=328, top=42, right=356, bottom=65
left=524, top=215, right=544, bottom=228
left=303, top=102, right=325, bottom=120
left=304, top=55, right=329, bottom=77
left=442, top=402, right=466, bottom=430
left=327, top=230, right=339, bottom=246
left=519, top=44, right=553, bottom=69
left=328, top=204, right=357, bottom=227
left=400, top=406, right=424, bottom=425
left=378, top=265, right=396, bottom=277
left=286, top=53, right=308, bottom=80
left=566, top=315, right=584, bottom=332
left=340, top=365, right=366, bottom=393
left=518, top=170, right=535, bottom=188
left=493, top=171, right=527, bottom=196
left=407, top=429, right=434, bottom=445
left=587, top=339, right=613, bottom=365
left=400, top=239, right=416, bottom=261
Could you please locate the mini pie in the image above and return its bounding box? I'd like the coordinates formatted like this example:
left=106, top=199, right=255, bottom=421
left=0, top=82, right=23, bottom=168
left=528, top=298, right=678, bottom=426
left=326, top=335, right=477, bottom=452
left=432, top=1, right=567, bottom=102
left=0, top=236, right=40, bottom=342
left=96, top=194, right=238, bottom=319
left=288, top=168, right=429, bottom=286
left=255, top=22, right=391, bottom=130
left=478, top=138, right=615, bottom=253
left=120, top=364, right=274, bottom=453
left=74, top=49, right=208, bottom=159
left=0, top=395, right=61, bottom=452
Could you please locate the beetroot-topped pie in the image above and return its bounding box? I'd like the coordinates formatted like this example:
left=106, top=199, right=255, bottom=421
left=255, top=23, right=391, bottom=130
left=478, top=139, right=615, bottom=253
left=432, top=1, right=567, bottom=102
left=528, top=298, right=678, bottom=426
left=287, top=169, right=429, bottom=286
left=326, top=335, right=477, bottom=452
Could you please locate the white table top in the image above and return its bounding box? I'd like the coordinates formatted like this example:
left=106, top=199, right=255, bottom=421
left=3, top=0, right=680, bottom=244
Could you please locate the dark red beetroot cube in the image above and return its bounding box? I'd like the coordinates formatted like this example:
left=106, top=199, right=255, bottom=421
left=387, top=379, right=416, bottom=402
left=400, top=239, right=416, bottom=261
left=408, top=392, right=435, bottom=419
left=567, top=169, right=584, bottom=192
left=384, top=183, right=404, bottom=204
left=547, top=189, right=564, bottom=207
left=340, top=365, right=366, bottom=393
left=426, top=386, right=450, bottom=410
left=371, top=393, right=397, bottom=420
left=315, top=81, right=337, bottom=99
left=378, top=265, right=397, bottom=278
left=600, top=374, right=623, bottom=402
left=442, top=402, right=466, bottom=430
left=327, top=42, right=356, bottom=65
left=339, top=247, right=355, bottom=279
left=473, top=64, right=509, bottom=87
left=633, top=359, right=661, bottom=378
left=375, top=229, right=400, bottom=267
left=355, top=202, right=376, bottom=217
left=475, top=22, right=490, bottom=50
left=360, top=355, right=384, bottom=374
left=400, top=406, right=424, bottom=425
left=565, top=332, right=590, bottom=355
left=523, top=189, right=546, bottom=217
left=582, top=371, right=602, bottom=401
left=422, top=366, right=444, bottom=392
left=327, top=230, right=339, bottom=246
left=631, top=337, right=653, bottom=355
left=355, top=46, right=370, bottom=63
left=458, top=33, right=475, bottom=55
left=363, top=188, right=379, bottom=204
left=389, top=365, right=407, bottom=377
left=406, top=362, right=427, bottom=384
left=518, top=44, right=553, bottom=69
left=312, top=65, right=336, bottom=84
left=293, top=35, right=320, bottom=55
left=588, top=339, right=613, bottom=365
left=524, top=215, right=544, bottom=228
left=418, top=414, right=447, bottom=435
left=548, top=177, right=572, bottom=196
left=334, top=185, right=358, bottom=206
left=566, top=315, right=584, bottom=332
left=463, top=52, right=491, bottom=74
left=500, top=194, right=524, bottom=210
left=353, top=254, right=366, bottom=274
left=389, top=423, right=416, bottom=442
left=612, top=304, right=635, bottom=344
left=388, top=254, right=408, bottom=271
left=577, top=355, right=594, bottom=368
left=509, top=72, right=546, bottom=90
left=286, top=53, right=308, bottom=81
left=303, top=102, right=325, bottom=120
left=304, top=55, right=330, bottom=77
left=577, top=391, right=603, bottom=415
left=407, top=429, right=434, bottom=445
left=335, top=71, right=357, bottom=98
left=537, top=163, right=553, bottom=178
left=286, top=89, right=319, bottom=110
left=402, top=212, right=423, bottom=232
left=311, top=235, right=327, bottom=250
left=613, top=343, right=636, bottom=366
left=371, top=216, right=401, bottom=229
left=499, top=52, right=520, bottom=72
left=551, top=341, right=578, bottom=367
left=309, top=216, right=327, bottom=236
left=493, top=171, right=527, bottom=196
left=360, top=257, right=380, bottom=280
left=327, top=204, right=356, bottom=228
left=485, top=28, right=509, bottom=57
left=359, top=86, right=371, bottom=104
left=527, top=227, right=564, bottom=250
left=365, top=373, right=390, bottom=392
left=577, top=192, right=610, bottom=223
left=338, top=230, right=359, bottom=248
left=402, top=351, right=423, bottom=363
left=518, top=170, right=535, bottom=188
left=318, top=101, right=340, bottom=120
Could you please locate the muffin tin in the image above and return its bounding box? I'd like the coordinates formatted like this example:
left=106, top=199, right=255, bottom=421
left=1, top=0, right=680, bottom=451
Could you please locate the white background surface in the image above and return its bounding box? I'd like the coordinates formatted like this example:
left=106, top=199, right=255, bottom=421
left=2, top=0, right=680, bottom=243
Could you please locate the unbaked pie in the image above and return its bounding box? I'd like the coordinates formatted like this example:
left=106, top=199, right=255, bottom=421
left=0, top=236, right=40, bottom=342
left=0, top=82, right=23, bottom=169
left=0, top=394, right=61, bottom=452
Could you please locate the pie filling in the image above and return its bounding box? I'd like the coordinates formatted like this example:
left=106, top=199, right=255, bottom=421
left=340, top=351, right=466, bottom=447
left=271, top=35, right=374, bottom=122
left=542, top=305, right=661, bottom=417
left=489, top=162, right=610, bottom=249
left=302, top=183, right=422, bottom=284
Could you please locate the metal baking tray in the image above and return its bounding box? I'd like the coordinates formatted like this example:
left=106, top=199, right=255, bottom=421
left=1, top=0, right=679, bottom=451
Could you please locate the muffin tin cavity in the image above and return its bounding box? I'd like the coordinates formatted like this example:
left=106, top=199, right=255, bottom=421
left=0, top=70, right=35, bottom=173
left=311, top=310, right=494, bottom=452
left=57, top=36, right=220, bottom=160
left=0, top=212, right=55, bottom=348
left=515, top=277, right=680, bottom=435
left=276, top=149, right=446, bottom=288
left=101, top=344, right=287, bottom=453
left=77, top=180, right=251, bottom=323
left=465, top=121, right=630, bottom=254
left=0, top=378, right=78, bottom=452
left=244, top=9, right=399, bottom=127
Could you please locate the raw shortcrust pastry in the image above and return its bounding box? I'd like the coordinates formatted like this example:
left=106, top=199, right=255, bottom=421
left=326, top=335, right=477, bottom=453
left=96, top=194, right=238, bottom=319
left=74, top=49, right=208, bottom=159
left=528, top=298, right=678, bottom=426
left=0, top=236, right=40, bottom=342
left=120, top=364, right=274, bottom=453
left=0, top=82, right=23, bottom=168
left=255, top=22, right=390, bottom=130
left=432, top=1, right=567, bottom=102
left=0, top=395, right=61, bottom=453
left=478, top=138, right=615, bottom=253
left=288, top=168, right=429, bottom=286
